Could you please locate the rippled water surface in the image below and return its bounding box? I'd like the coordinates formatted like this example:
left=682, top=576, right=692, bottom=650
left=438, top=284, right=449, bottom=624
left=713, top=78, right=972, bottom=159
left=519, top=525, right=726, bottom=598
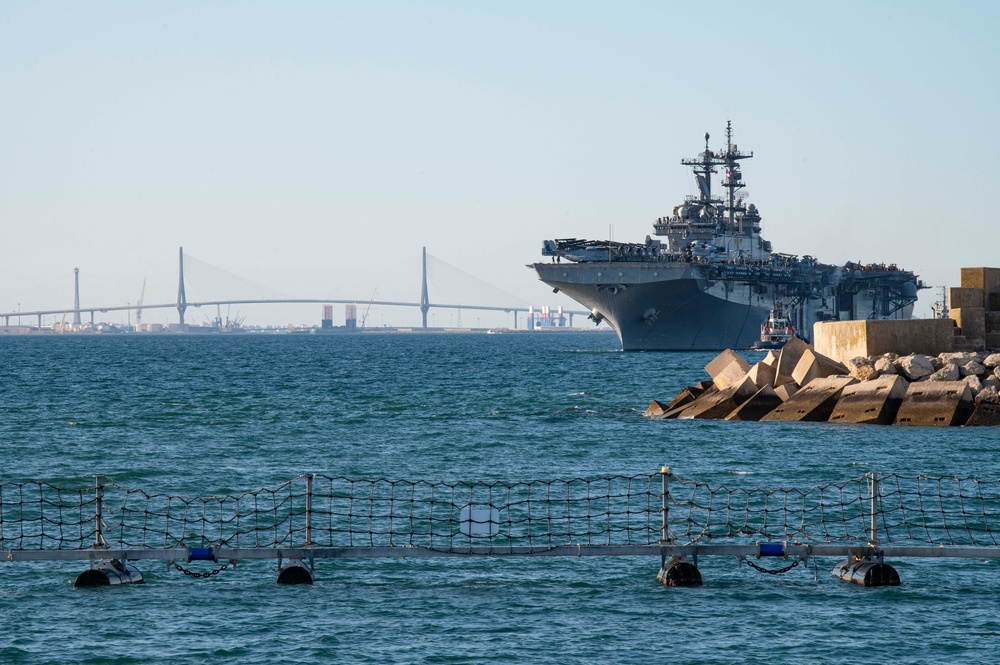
left=1, top=333, right=997, bottom=664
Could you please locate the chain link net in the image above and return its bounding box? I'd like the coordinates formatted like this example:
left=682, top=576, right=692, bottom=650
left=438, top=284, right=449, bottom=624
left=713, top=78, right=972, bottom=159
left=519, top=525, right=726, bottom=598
left=2, top=472, right=1000, bottom=552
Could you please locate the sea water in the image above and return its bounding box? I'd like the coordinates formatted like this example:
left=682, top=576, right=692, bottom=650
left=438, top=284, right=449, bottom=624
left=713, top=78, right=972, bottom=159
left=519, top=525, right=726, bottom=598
left=1, top=332, right=998, bottom=664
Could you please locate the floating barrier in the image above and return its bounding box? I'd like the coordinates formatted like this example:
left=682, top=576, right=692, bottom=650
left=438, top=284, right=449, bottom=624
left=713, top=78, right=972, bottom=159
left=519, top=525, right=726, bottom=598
left=74, top=558, right=144, bottom=588
left=831, top=554, right=900, bottom=586
left=657, top=556, right=702, bottom=586
left=276, top=558, right=314, bottom=585
left=3, top=470, right=1000, bottom=588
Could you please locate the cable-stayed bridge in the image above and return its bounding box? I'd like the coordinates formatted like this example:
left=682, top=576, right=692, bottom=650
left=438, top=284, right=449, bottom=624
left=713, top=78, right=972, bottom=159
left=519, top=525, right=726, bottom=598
left=0, top=248, right=587, bottom=329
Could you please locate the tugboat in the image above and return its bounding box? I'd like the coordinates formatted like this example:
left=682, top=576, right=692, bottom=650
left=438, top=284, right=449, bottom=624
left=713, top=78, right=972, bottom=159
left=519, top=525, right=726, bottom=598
left=751, top=301, right=795, bottom=350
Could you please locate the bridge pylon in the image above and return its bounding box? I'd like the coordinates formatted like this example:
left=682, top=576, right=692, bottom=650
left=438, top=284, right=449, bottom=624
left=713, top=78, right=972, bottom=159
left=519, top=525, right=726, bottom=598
left=177, top=247, right=187, bottom=325
left=420, top=246, right=429, bottom=328
left=73, top=268, right=81, bottom=326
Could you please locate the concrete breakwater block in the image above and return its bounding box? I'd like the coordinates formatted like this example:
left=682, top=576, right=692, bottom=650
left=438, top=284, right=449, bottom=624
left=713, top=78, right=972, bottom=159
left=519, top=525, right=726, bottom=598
left=893, top=381, right=974, bottom=426
left=724, top=384, right=783, bottom=421
left=963, top=401, right=1000, bottom=426
left=791, top=349, right=849, bottom=387
left=774, top=337, right=811, bottom=388
left=760, top=376, right=857, bottom=422
left=679, top=375, right=758, bottom=420
left=667, top=383, right=710, bottom=406
left=656, top=385, right=720, bottom=419
left=645, top=383, right=709, bottom=418
left=774, top=383, right=799, bottom=401
left=829, top=375, right=909, bottom=425
left=745, top=361, right=777, bottom=390
left=705, top=350, right=751, bottom=391
left=814, top=319, right=959, bottom=362
left=644, top=400, right=670, bottom=418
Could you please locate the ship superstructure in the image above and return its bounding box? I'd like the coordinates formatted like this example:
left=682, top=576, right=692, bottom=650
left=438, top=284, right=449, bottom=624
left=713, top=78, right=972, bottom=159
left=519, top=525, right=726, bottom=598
left=531, top=123, right=924, bottom=350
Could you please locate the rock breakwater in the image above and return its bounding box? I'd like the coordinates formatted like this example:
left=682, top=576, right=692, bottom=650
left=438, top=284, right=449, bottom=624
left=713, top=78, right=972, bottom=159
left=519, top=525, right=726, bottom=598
left=646, top=342, right=1000, bottom=426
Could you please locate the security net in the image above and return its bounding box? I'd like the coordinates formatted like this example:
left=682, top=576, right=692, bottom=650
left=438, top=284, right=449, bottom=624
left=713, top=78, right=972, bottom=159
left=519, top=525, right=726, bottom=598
left=1, top=472, right=999, bottom=552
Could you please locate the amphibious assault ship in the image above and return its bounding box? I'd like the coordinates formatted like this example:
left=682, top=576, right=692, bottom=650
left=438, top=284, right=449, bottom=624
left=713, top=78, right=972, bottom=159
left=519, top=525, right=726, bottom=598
left=531, top=123, right=925, bottom=350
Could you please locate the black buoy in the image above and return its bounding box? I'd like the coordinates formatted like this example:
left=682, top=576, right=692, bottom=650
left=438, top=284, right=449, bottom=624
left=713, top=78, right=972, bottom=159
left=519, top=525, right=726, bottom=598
left=74, top=569, right=112, bottom=588
left=657, top=557, right=702, bottom=587
left=74, top=560, right=144, bottom=588
left=276, top=559, right=314, bottom=585
left=831, top=557, right=900, bottom=586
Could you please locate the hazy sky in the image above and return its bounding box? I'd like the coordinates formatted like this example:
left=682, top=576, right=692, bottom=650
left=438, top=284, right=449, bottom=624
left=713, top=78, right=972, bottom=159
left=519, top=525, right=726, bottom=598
left=2, top=1, right=997, bottom=328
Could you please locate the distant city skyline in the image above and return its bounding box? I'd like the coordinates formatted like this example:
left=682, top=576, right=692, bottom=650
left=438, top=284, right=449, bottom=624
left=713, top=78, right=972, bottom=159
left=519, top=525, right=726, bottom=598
left=2, top=1, right=997, bottom=327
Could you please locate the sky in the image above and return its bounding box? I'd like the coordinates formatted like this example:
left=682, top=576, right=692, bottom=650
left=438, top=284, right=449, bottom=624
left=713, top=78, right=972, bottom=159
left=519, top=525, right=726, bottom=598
left=2, top=1, right=998, bottom=328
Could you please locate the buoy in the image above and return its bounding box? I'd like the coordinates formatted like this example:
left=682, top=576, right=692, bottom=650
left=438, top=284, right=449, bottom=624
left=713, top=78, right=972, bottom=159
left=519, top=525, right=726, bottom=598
left=657, top=556, right=702, bottom=587
left=831, top=557, right=900, bottom=586
left=74, top=559, right=144, bottom=588
left=188, top=547, right=216, bottom=561
left=276, top=559, right=314, bottom=585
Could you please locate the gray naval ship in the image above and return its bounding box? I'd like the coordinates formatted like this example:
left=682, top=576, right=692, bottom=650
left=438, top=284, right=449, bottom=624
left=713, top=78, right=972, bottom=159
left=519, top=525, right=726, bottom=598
left=531, top=122, right=925, bottom=351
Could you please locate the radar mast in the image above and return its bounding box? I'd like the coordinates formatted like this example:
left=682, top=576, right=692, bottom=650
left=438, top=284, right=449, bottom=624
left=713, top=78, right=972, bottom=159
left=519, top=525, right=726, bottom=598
left=681, top=132, right=723, bottom=210
left=720, top=120, right=753, bottom=234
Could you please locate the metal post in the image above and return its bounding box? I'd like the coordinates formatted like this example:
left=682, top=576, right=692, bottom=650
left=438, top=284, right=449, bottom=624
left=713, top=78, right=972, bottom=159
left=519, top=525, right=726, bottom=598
left=869, top=472, right=879, bottom=546
left=660, top=466, right=670, bottom=543
left=304, top=474, right=313, bottom=546
left=94, top=475, right=106, bottom=549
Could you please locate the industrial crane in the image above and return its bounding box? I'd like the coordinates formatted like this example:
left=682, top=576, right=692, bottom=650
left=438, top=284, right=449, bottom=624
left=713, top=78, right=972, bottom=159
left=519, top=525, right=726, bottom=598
left=360, top=288, right=377, bottom=328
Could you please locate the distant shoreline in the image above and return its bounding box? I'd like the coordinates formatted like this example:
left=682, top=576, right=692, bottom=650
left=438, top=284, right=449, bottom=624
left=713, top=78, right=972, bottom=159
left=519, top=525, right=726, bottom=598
left=0, top=325, right=618, bottom=336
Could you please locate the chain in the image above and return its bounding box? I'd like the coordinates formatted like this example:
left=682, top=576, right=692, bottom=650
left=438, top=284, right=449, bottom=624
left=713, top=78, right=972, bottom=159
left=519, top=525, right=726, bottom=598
left=171, top=560, right=232, bottom=578
left=745, top=557, right=800, bottom=575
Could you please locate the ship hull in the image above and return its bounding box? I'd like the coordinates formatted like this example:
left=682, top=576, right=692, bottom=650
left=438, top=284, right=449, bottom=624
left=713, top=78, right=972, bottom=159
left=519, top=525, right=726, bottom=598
left=534, top=262, right=771, bottom=350
left=533, top=261, right=913, bottom=351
